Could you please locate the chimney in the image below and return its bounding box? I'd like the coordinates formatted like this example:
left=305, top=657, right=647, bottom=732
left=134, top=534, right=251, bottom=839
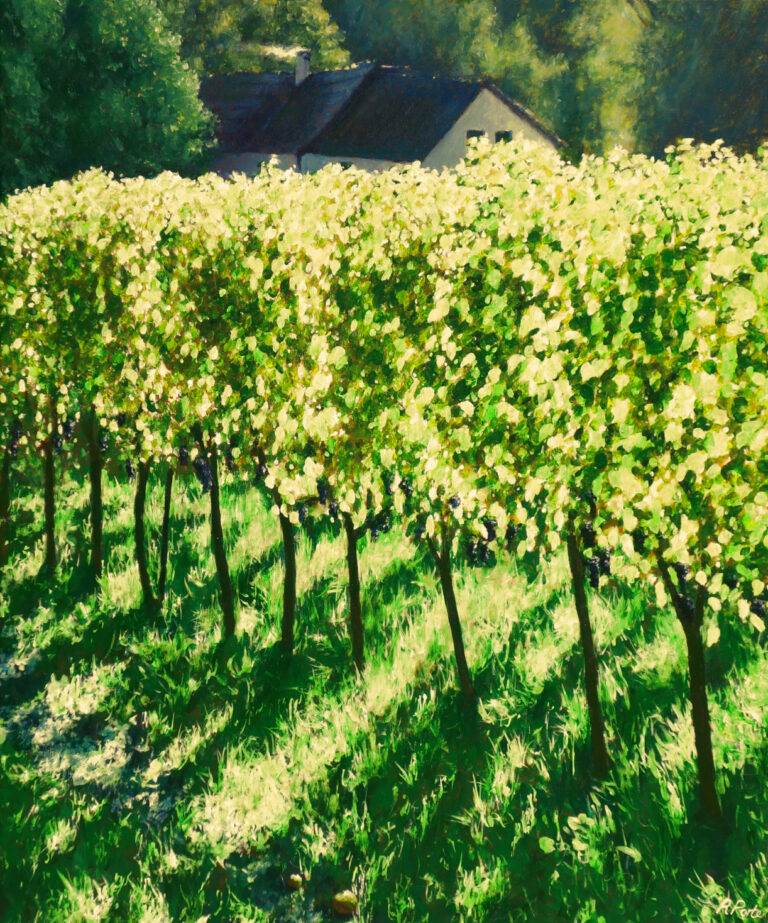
left=295, top=50, right=310, bottom=86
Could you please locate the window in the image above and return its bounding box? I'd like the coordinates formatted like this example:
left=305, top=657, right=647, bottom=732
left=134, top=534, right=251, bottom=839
left=466, top=129, right=486, bottom=141
left=495, top=130, right=514, bottom=143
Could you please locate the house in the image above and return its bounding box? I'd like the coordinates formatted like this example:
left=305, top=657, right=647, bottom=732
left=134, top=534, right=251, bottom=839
left=199, top=52, right=563, bottom=175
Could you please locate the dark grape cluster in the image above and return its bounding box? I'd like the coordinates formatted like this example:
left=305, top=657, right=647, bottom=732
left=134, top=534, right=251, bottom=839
left=328, top=501, right=339, bottom=521
left=585, top=556, right=600, bottom=590
left=8, top=421, right=22, bottom=457
left=193, top=456, right=213, bottom=493
left=723, top=571, right=739, bottom=590
left=448, top=495, right=461, bottom=510
left=632, top=528, right=646, bottom=555
left=62, top=418, right=75, bottom=440
left=581, top=522, right=596, bottom=550
left=298, top=505, right=308, bottom=526
left=505, top=522, right=517, bottom=550
left=679, top=594, right=695, bottom=620
left=413, top=521, right=426, bottom=541
left=53, top=435, right=63, bottom=455
left=225, top=447, right=235, bottom=472
left=481, top=516, right=497, bottom=542
left=98, top=432, right=109, bottom=454
left=466, top=539, right=491, bottom=568
left=399, top=478, right=413, bottom=499
left=125, top=459, right=136, bottom=482
left=253, top=463, right=268, bottom=483
left=383, top=477, right=395, bottom=497
left=672, top=562, right=690, bottom=586
left=596, top=549, right=611, bottom=577
left=750, top=599, right=766, bottom=621
left=115, top=413, right=127, bottom=427
left=317, top=482, right=328, bottom=505
left=178, top=446, right=189, bottom=467
left=368, top=511, right=391, bottom=542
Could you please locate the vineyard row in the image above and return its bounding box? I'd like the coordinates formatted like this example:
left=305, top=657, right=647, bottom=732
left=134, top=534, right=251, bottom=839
left=2, top=139, right=768, bottom=828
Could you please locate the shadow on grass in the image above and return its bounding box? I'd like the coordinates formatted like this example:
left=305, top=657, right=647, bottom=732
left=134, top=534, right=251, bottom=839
left=298, top=579, right=757, bottom=921
left=2, top=537, right=436, bottom=906
left=126, top=550, right=435, bottom=777
left=3, top=479, right=767, bottom=923
left=82, top=553, right=443, bottom=920
left=8, top=529, right=286, bottom=697
left=150, top=579, right=604, bottom=920
left=240, top=600, right=765, bottom=923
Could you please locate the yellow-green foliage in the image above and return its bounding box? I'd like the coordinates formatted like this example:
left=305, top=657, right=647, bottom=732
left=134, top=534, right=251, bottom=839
left=1, top=139, right=766, bottom=615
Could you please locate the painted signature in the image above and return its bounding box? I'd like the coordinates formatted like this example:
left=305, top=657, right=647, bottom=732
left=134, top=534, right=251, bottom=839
left=713, top=897, right=767, bottom=919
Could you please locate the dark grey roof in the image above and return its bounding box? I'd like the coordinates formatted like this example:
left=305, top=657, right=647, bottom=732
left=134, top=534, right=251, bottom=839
left=307, top=67, right=481, bottom=161
left=200, top=64, right=563, bottom=160
left=257, top=65, right=375, bottom=153
left=199, top=73, right=294, bottom=153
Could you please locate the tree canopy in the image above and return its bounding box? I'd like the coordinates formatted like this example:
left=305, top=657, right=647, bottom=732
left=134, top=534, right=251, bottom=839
left=154, top=0, right=349, bottom=75
left=0, top=0, right=213, bottom=198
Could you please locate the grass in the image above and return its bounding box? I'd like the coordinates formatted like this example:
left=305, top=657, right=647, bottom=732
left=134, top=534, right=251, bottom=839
left=1, top=461, right=767, bottom=922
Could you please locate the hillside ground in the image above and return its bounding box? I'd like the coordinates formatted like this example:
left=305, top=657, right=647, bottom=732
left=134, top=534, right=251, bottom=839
left=1, top=465, right=766, bottom=921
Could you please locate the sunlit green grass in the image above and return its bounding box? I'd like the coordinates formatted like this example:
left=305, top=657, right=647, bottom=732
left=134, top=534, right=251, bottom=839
left=1, top=463, right=767, bottom=922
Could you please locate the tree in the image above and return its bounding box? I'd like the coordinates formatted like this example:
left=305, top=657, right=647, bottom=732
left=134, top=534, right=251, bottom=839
left=0, top=0, right=66, bottom=195
left=632, top=0, right=768, bottom=154
left=155, top=0, right=349, bottom=75
left=0, top=0, right=214, bottom=198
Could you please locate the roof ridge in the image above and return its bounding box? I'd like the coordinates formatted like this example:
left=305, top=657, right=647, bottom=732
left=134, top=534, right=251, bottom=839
left=256, top=62, right=377, bottom=141
left=295, top=63, right=380, bottom=158
left=244, top=61, right=378, bottom=80
left=481, top=81, right=564, bottom=148
left=201, top=63, right=565, bottom=160
left=373, top=64, right=489, bottom=87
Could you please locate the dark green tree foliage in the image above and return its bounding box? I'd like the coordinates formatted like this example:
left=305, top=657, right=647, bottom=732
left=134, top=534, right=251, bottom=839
left=324, top=0, right=481, bottom=73
left=235, top=0, right=350, bottom=72
left=56, top=0, right=215, bottom=178
left=631, top=0, right=768, bottom=154
left=493, top=0, right=586, bottom=151
left=553, top=0, right=768, bottom=154
left=0, top=0, right=214, bottom=197
left=0, top=0, right=66, bottom=194
left=494, top=0, right=580, bottom=53
left=155, top=0, right=349, bottom=75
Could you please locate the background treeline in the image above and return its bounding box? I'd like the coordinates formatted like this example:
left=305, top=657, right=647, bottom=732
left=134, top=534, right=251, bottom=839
left=3, top=0, right=768, bottom=196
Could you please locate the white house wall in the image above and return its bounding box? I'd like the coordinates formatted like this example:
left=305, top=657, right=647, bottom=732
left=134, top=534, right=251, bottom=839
left=423, top=89, right=556, bottom=170
left=299, top=153, right=399, bottom=174
left=210, top=152, right=298, bottom=176
left=206, top=90, right=557, bottom=177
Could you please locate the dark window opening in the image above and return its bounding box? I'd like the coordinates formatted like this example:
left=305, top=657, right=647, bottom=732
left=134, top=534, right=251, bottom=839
left=495, top=130, right=514, bottom=143
left=466, top=129, right=486, bottom=140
